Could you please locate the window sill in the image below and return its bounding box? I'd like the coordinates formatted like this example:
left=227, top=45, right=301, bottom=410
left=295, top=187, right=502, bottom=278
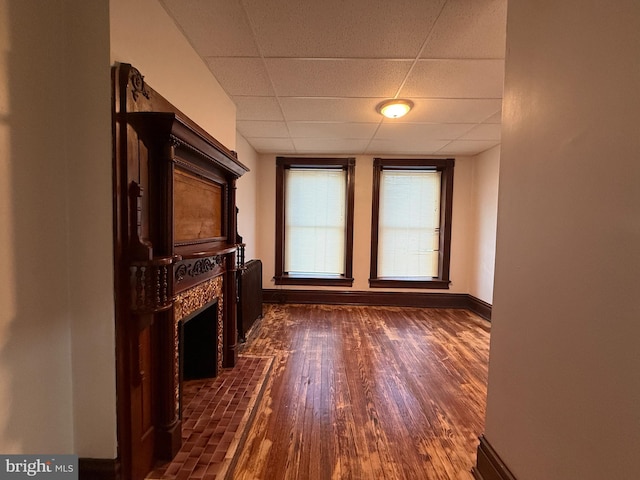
left=274, top=274, right=354, bottom=287
left=369, top=278, right=451, bottom=289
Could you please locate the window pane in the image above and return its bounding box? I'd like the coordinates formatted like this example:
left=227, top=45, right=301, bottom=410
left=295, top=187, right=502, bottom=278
left=379, top=170, right=441, bottom=277
left=284, top=168, right=346, bottom=274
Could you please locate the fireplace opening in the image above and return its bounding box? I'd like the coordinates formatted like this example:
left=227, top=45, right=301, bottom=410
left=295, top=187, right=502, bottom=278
left=181, top=302, right=218, bottom=380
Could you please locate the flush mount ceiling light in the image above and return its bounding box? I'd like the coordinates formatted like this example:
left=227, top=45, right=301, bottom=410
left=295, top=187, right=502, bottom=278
left=376, top=99, right=414, bottom=119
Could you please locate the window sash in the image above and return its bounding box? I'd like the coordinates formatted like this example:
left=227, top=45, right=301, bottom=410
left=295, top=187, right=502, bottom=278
left=378, top=170, right=441, bottom=278
left=284, top=168, right=346, bottom=275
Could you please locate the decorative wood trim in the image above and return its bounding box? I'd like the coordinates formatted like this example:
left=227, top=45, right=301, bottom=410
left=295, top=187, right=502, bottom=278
left=128, top=66, right=150, bottom=101
left=467, top=295, right=492, bottom=320
left=129, top=256, right=174, bottom=314
left=369, top=158, right=382, bottom=281
left=369, top=158, right=455, bottom=286
left=222, top=251, right=239, bottom=368
left=175, top=256, right=223, bottom=282
left=439, top=159, right=455, bottom=284
left=274, top=159, right=285, bottom=282
left=174, top=255, right=224, bottom=293
left=174, top=276, right=225, bottom=378
left=274, top=157, right=356, bottom=284
left=78, top=458, right=121, bottom=480
left=472, top=436, right=517, bottom=480
left=174, top=276, right=224, bottom=322
left=274, top=275, right=354, bottom=287
left=369, top=278, right=451, bottom=289
left=263, top=290, right=493, bottom=319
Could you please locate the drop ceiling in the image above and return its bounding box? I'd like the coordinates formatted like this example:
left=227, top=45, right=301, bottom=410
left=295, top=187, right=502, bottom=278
left=160, top=0, right=507, bottom=156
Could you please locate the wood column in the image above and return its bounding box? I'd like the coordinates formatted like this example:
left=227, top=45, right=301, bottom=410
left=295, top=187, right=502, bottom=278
left=154, top=309, right=182, bottom=460
left=223, top=250, right=238, bottom=368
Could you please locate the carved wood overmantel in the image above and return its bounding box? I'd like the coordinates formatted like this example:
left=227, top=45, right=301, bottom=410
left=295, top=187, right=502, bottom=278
left=112, top=63, right=249, bottom=480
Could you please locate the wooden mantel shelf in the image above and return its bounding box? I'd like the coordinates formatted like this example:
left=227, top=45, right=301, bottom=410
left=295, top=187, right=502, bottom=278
left=178, top=244, right=238, bottom=260
left=128, top=111, right=249, bottom=178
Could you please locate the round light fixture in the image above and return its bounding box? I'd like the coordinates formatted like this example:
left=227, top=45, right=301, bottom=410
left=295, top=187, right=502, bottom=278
left=376, top=99, right=414, bottom=119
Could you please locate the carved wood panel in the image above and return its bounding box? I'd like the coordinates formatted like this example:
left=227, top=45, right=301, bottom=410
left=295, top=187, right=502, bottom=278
left=174, top=168, right=223, bottom=242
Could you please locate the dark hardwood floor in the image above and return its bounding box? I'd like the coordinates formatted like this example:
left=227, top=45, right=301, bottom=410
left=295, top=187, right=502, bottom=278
left=234, top=303, right=490, bottom=480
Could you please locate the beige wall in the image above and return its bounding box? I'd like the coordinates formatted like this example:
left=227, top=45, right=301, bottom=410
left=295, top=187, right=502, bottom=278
left=255, top=154, right=480, bottom=294
left=67, top=0, right=116, bottom=458
left=0, top=0, right=113, bottom=455
left=255, top=154, right=276, bottom=281
left=485, top=1, right=640, bottom=479
left=468, top=145, right=500, bottom=303
left=235, top=133, right=258, bottom=260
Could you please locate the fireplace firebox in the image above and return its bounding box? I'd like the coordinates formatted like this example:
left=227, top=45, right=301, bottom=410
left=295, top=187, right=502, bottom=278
left=182, top=302, right=218, bottom=380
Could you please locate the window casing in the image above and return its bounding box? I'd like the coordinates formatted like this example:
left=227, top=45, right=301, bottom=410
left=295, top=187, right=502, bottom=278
left=275, top=157, right=355, bottom=286
left=369, top=158, right=454, bottom=289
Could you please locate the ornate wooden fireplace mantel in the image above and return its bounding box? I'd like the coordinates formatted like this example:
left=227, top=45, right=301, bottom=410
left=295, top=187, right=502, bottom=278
left=112, top=63, right=249, bottom=480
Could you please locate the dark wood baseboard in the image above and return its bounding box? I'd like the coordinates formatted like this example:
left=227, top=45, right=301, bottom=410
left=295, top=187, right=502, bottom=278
left=467, top=295, right=492, bottom=320
left=471, top=436, right=517, bottom=480
left=79, top=457, right=121, bottom=480
left=263, top=289, right=469, bottom=308
left=263, top=289, right=492, bottom=319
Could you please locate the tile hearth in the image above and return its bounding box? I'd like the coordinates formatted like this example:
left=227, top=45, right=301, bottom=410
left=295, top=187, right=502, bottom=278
left=146, top=355, right=273, bottom=480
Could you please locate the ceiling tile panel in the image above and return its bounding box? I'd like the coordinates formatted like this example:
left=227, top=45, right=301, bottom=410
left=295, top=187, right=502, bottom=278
left=292, top=138, right=370, bottom=154
left=366, top=139, right=450, bottom=155
left=437, top=139, right=500, bottom=155
left=245, top=137, right=296, bottom=153
left=421, top=0, right=507, bottom=59
left=161, top=0, right=259, bottom=56
left=400, top=98, right=502, bottom=123
left=266, top=59, right=412, bottom=97
left=234, top=96, right=284, bottom=121
left=484, top=110, right=502, bottom=123
left=236, top=120, right=289, bottom=138
left=401, top=59, right=505, bottom=98
left=288, top=122, right=378, bottom=139
left=242, top=0, right=446, bottom=58
left=205, top=57, right=274, bottom=96
left=375, top=122, right=474, bottom=141
left=459, top=123, right=502, bottom=141
left=279, top=97, right=385, bottom=123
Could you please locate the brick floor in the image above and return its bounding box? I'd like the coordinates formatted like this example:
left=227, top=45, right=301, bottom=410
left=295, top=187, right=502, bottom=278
left=146, top=355, right=273, bottom=480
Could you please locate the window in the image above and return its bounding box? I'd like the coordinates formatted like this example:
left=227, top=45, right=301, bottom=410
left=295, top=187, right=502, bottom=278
left=275, top=157, right=355, bottom=286
left=370, top=158, right=454, bottom=289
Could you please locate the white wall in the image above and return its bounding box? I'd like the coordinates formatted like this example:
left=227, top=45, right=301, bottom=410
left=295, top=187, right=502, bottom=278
left=484, top=1, right=640, bottom=479
left=255, top=154, right=478, bottom=294
left=235, top=133, right=259, bottom=260
left=468, top=145, right=500, bottom=304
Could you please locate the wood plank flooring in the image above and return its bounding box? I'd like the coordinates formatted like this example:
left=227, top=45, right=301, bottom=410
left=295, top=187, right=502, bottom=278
left=234, top=304, right=490, bottom=480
